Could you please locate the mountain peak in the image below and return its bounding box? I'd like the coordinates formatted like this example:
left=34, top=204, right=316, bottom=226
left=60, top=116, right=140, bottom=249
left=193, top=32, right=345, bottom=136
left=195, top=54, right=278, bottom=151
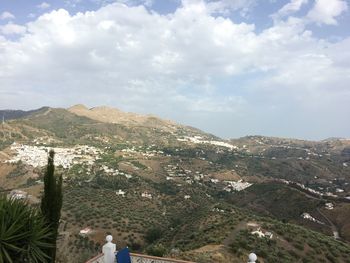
left=67, top=104, right=178, bottom=130
left=68, top=104, right=89, bottom=111
left=90, top=105, right=122, bottom=112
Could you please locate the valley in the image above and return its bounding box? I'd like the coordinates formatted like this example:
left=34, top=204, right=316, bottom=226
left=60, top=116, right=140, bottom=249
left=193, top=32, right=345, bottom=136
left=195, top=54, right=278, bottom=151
left=1, top=105, right=350, bottom=263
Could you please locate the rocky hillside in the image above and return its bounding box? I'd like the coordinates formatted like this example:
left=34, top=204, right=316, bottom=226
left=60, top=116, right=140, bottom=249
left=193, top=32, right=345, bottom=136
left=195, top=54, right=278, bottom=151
left=68, top=104, right=176, bottom=129
left=68, top=104, right=208, bottom=137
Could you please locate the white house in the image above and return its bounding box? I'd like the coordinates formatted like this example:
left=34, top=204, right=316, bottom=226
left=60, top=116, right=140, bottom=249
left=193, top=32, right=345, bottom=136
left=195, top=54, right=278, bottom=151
left=116, top=190, right=126, bottom=197
left=141, top=192, right=152, bottom=199
left=325, top=203, right=334, bottom=210
left=79, top=227, right=92, bottom=236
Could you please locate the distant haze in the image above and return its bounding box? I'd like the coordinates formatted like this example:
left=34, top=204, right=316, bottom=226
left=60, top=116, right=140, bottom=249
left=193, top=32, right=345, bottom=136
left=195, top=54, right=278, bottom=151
left=0, top=0, right=349, bottom=140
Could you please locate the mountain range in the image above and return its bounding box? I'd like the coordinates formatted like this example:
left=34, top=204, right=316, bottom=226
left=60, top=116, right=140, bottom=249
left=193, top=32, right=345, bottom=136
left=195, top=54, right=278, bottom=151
left=0, top=105, right=350, bottom=263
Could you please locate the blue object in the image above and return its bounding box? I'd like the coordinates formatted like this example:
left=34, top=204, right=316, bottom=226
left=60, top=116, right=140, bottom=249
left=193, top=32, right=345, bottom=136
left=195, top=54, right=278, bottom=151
left=116, top=247, right=131, bottom=263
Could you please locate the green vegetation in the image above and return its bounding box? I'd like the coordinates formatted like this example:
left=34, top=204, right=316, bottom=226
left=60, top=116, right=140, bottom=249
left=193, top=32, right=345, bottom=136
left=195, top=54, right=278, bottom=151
left=0, top=139, right=14, bottom=151
left=230, top=183, right=322, bottom=221
left=96, top=152, right=123, bottom=168
left=231, top=230, right=295, bottom=262
left=0, top=196, right=52, bottom=263
left=41, top=150, right=63, bottom=262
left=131, top=160, right=147, bottom=170
left=267, top=220, right=350, bottom=263
left=6, top=161, right=26, bottom=178
left=146, top=244, right=167, bottom=257
left=145, top=227, right=164, bottom=243
left=2, top=107, right=350, bottom=262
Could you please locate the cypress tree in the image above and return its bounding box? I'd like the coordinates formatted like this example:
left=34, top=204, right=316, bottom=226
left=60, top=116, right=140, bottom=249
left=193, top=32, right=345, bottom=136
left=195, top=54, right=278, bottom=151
left=41, top=149, right=63, bottom=262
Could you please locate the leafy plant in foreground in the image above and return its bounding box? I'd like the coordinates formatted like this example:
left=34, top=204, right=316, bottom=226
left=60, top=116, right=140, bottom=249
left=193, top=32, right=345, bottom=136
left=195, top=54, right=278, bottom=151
left=0, top=196, right=52, bottom=263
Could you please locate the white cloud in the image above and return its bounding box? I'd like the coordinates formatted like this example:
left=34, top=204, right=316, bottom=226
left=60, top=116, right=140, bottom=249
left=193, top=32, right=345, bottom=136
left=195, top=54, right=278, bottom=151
left=307, top=0, right=348, bottom=25
left=0, top=11, right=15, bottom=20
left=208, top=0, right=256, bottom=14
left=37, top=2, right=51, bottom=9
left=0, top=22, right=26, bottom=35
left=181, top=0, right=256, bottom=15
left=271, top=0, right=308, bottom=21
left=140, top=0, right=154, bottom=7
left=0, top=2, right=349, bottom=139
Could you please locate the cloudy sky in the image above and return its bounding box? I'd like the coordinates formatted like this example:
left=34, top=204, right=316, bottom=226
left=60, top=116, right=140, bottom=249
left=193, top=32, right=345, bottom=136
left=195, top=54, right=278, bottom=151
left=0, top=0, right=349, bottom=140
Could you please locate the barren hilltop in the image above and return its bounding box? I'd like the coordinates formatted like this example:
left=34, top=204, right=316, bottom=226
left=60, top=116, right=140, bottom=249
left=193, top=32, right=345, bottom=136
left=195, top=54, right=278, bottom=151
left=68, top=104, right=179, bottom=131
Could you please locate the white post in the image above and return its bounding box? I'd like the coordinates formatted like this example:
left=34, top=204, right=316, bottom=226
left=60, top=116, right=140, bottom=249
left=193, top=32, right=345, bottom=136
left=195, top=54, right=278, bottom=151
left=248, top=253, right=257, bottom=263
left=102, top=235, right=116, bottom=263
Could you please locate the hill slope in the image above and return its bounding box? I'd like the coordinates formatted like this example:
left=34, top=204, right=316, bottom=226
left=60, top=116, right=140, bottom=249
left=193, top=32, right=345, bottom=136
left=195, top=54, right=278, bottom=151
left=0, top=107, right=49, bottom=121
left=0, top=105, right=350, bottom=262
left=69, top=104, right=181, bottom=131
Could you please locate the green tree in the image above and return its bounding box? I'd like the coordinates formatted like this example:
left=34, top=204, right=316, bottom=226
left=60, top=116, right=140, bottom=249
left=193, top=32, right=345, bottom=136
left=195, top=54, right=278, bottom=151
left=145, top=227, right=163, bottom=243
left=41, top=150, right=63, bottom=262
left=146, top=244, right=166, bottom=257
left=0, top=196, right=52, bottom=263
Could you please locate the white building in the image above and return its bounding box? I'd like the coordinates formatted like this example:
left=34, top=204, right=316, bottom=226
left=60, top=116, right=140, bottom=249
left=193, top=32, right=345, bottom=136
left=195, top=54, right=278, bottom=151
left=116, top=190, right=126, bottom=197
left=251, top=228, right=273, bottom=239
left=141, top=192, right=152, bottom=199
left=325, top=203, right=334, bottom=210
left=79, top=227, right=92, bottom=236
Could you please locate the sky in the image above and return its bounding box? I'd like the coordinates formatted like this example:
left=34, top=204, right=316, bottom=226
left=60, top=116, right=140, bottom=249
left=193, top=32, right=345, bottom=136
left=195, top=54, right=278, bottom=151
left=0, top=0, right=349, bottom=140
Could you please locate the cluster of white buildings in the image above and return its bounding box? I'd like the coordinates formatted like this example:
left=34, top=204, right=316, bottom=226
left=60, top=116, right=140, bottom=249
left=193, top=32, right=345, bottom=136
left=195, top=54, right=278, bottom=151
left=116, top=190, right=156, bottom=199
left=164, top=164, right=207, bottom=184
left=301, top=213, right=324, bottom=225
left=270, top=145, right=322, bottom=157
left=164, top=164, right=253, bottom=192
left=101, top=165, right=132, bottom=179
left=167, top=165, right=206, bottom=178
left=177, top=136, right=238, bottom=150
left=212, top=207, right=225, bottom=213
left=120, top=145, right=165, bottom=158
left=165, top=164, right=187, bottom=177
left=251, top=228, right=273, bottom=239
left=5, top=143, right=101, bottom=169
left=141, top=192, right=152, bottom=199
left=250, top=145, right=328, bottom=161
left=247, top=222, right=274, bottom=239
left=223, top=180, right=253, bottom=192
left=279, top=179, right=339, bottom=197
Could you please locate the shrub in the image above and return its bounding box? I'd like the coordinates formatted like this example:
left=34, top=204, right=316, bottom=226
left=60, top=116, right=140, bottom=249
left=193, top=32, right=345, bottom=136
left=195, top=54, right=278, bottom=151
left=146, top=244, right=166, bottom=257
left=0, top=196, right=52, bottom=262
left=145, top=227, right=163, bottom=243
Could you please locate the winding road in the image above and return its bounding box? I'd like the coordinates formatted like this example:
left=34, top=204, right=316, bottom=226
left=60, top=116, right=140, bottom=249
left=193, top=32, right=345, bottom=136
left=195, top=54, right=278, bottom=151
left=317, top=208, right=340, bottom=239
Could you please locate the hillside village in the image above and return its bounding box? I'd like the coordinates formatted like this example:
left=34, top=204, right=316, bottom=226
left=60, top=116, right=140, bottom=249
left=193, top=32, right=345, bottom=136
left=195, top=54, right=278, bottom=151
left=1, top=140, right=255, bottom=194
left=2, top=121, right=349, bottom=201
left=0, top=106, right=350, bottom=263
left=5, top=142, right=101, bottom=168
